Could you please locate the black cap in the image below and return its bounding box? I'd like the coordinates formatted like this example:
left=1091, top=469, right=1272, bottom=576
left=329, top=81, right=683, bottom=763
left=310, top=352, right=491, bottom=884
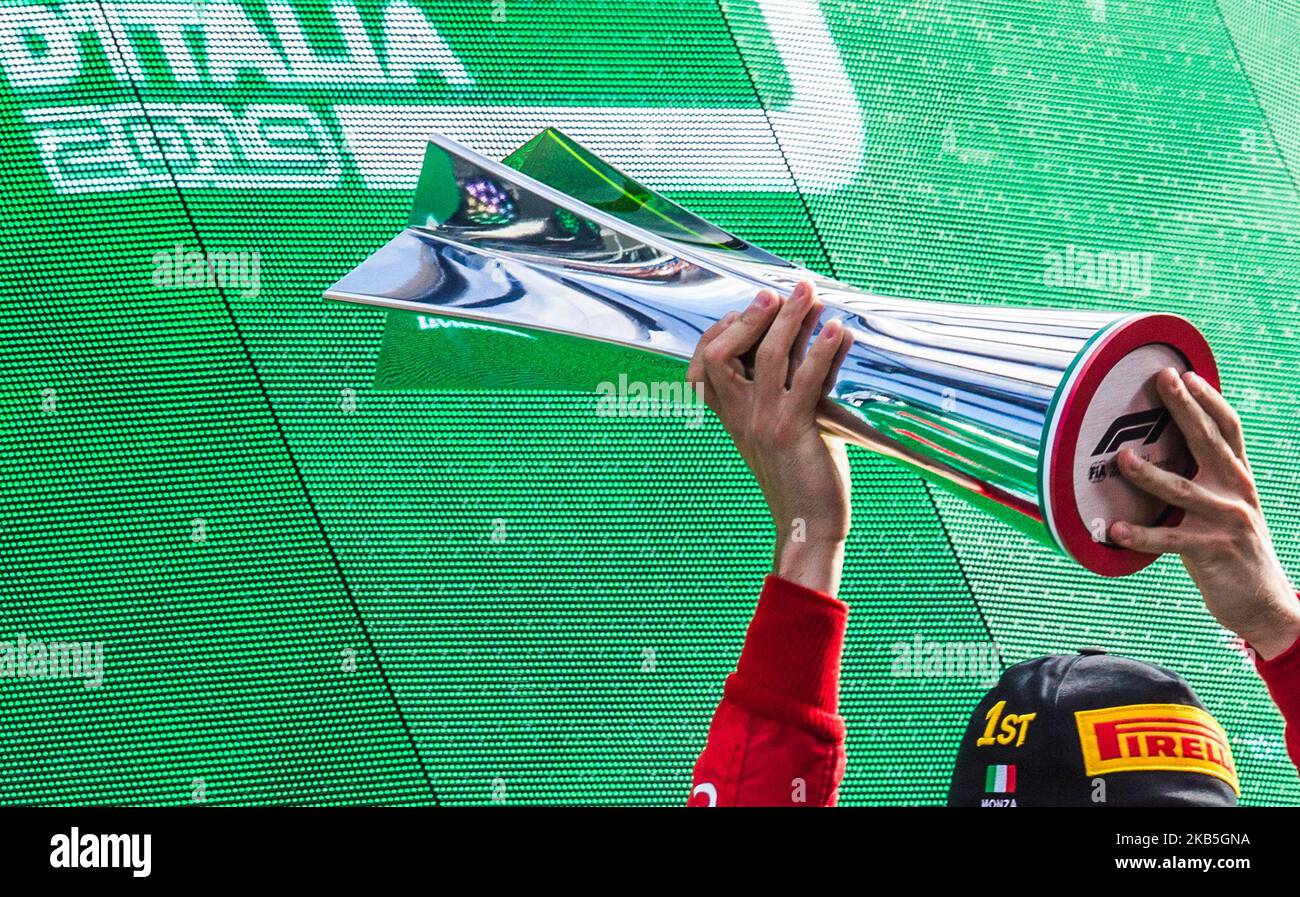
left=947, top=652, right=1238, bottom=807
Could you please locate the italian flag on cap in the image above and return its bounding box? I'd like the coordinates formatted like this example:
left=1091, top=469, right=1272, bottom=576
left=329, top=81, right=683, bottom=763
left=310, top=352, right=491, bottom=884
left=986, top=764, right=1017, bottom=794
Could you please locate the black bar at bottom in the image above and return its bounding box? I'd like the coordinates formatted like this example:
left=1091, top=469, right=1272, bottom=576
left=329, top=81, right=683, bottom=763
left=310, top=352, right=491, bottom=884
left=0, top=806, right=1282, bottom=884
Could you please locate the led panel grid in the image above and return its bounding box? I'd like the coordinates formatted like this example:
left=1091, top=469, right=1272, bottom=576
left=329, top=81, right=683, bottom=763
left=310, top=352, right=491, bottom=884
left=1, top=0, right=1297, bottom=806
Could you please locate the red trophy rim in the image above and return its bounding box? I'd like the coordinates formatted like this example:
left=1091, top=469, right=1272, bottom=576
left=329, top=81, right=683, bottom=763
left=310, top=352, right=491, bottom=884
left=1042, top=313, right=1219, bottom=577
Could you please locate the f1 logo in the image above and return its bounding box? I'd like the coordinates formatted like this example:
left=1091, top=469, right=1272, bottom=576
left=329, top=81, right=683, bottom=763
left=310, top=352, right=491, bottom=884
left=1091, top=408, right=1171, bottom=456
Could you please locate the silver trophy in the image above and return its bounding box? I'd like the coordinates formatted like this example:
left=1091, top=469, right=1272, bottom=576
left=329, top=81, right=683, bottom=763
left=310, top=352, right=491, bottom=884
left=325, top=128, right=1219, bottom=577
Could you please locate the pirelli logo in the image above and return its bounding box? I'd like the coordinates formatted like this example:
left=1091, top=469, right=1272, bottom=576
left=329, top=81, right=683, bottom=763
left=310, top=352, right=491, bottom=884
left=1075, top=703, right=1239, bottom=794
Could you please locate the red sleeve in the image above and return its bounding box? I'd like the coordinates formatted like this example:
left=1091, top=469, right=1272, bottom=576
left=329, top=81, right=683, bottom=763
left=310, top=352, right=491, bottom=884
left=687, top=574, right=848, bottom=807
left=1254, top=629, right=1300, bottom=773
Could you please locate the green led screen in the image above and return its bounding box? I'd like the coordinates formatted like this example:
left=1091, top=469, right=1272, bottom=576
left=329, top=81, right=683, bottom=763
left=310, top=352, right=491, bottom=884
left=2, top=0, right=1299, bottom=805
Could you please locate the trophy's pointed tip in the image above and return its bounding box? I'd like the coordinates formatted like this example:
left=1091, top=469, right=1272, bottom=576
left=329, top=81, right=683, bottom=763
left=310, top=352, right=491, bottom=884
left=531, top=126, right=595, bottom=156
left=523, top=126, right=578, bottom=154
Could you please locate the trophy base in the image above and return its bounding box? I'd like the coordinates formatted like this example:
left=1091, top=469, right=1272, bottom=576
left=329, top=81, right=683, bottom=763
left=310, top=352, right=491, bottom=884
left=1042, top=314, right=1220, bottom=577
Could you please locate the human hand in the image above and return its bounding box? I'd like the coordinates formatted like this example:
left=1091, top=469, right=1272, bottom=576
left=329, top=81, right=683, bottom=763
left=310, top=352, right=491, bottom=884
left=687, top=282, right=854, bottom=595
left=1109, top=368, right=1300, bottom=660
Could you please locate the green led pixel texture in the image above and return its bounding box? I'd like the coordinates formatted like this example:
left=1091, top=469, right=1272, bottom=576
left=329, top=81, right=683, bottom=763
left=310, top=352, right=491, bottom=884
left=1, top=0, right=1298, bottom=805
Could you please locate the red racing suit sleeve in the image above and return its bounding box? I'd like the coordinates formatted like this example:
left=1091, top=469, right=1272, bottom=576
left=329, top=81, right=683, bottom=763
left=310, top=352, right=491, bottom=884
left=687, top=574, right=848, bottom=807
left=1254, top=621, right=1300, bottom=774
